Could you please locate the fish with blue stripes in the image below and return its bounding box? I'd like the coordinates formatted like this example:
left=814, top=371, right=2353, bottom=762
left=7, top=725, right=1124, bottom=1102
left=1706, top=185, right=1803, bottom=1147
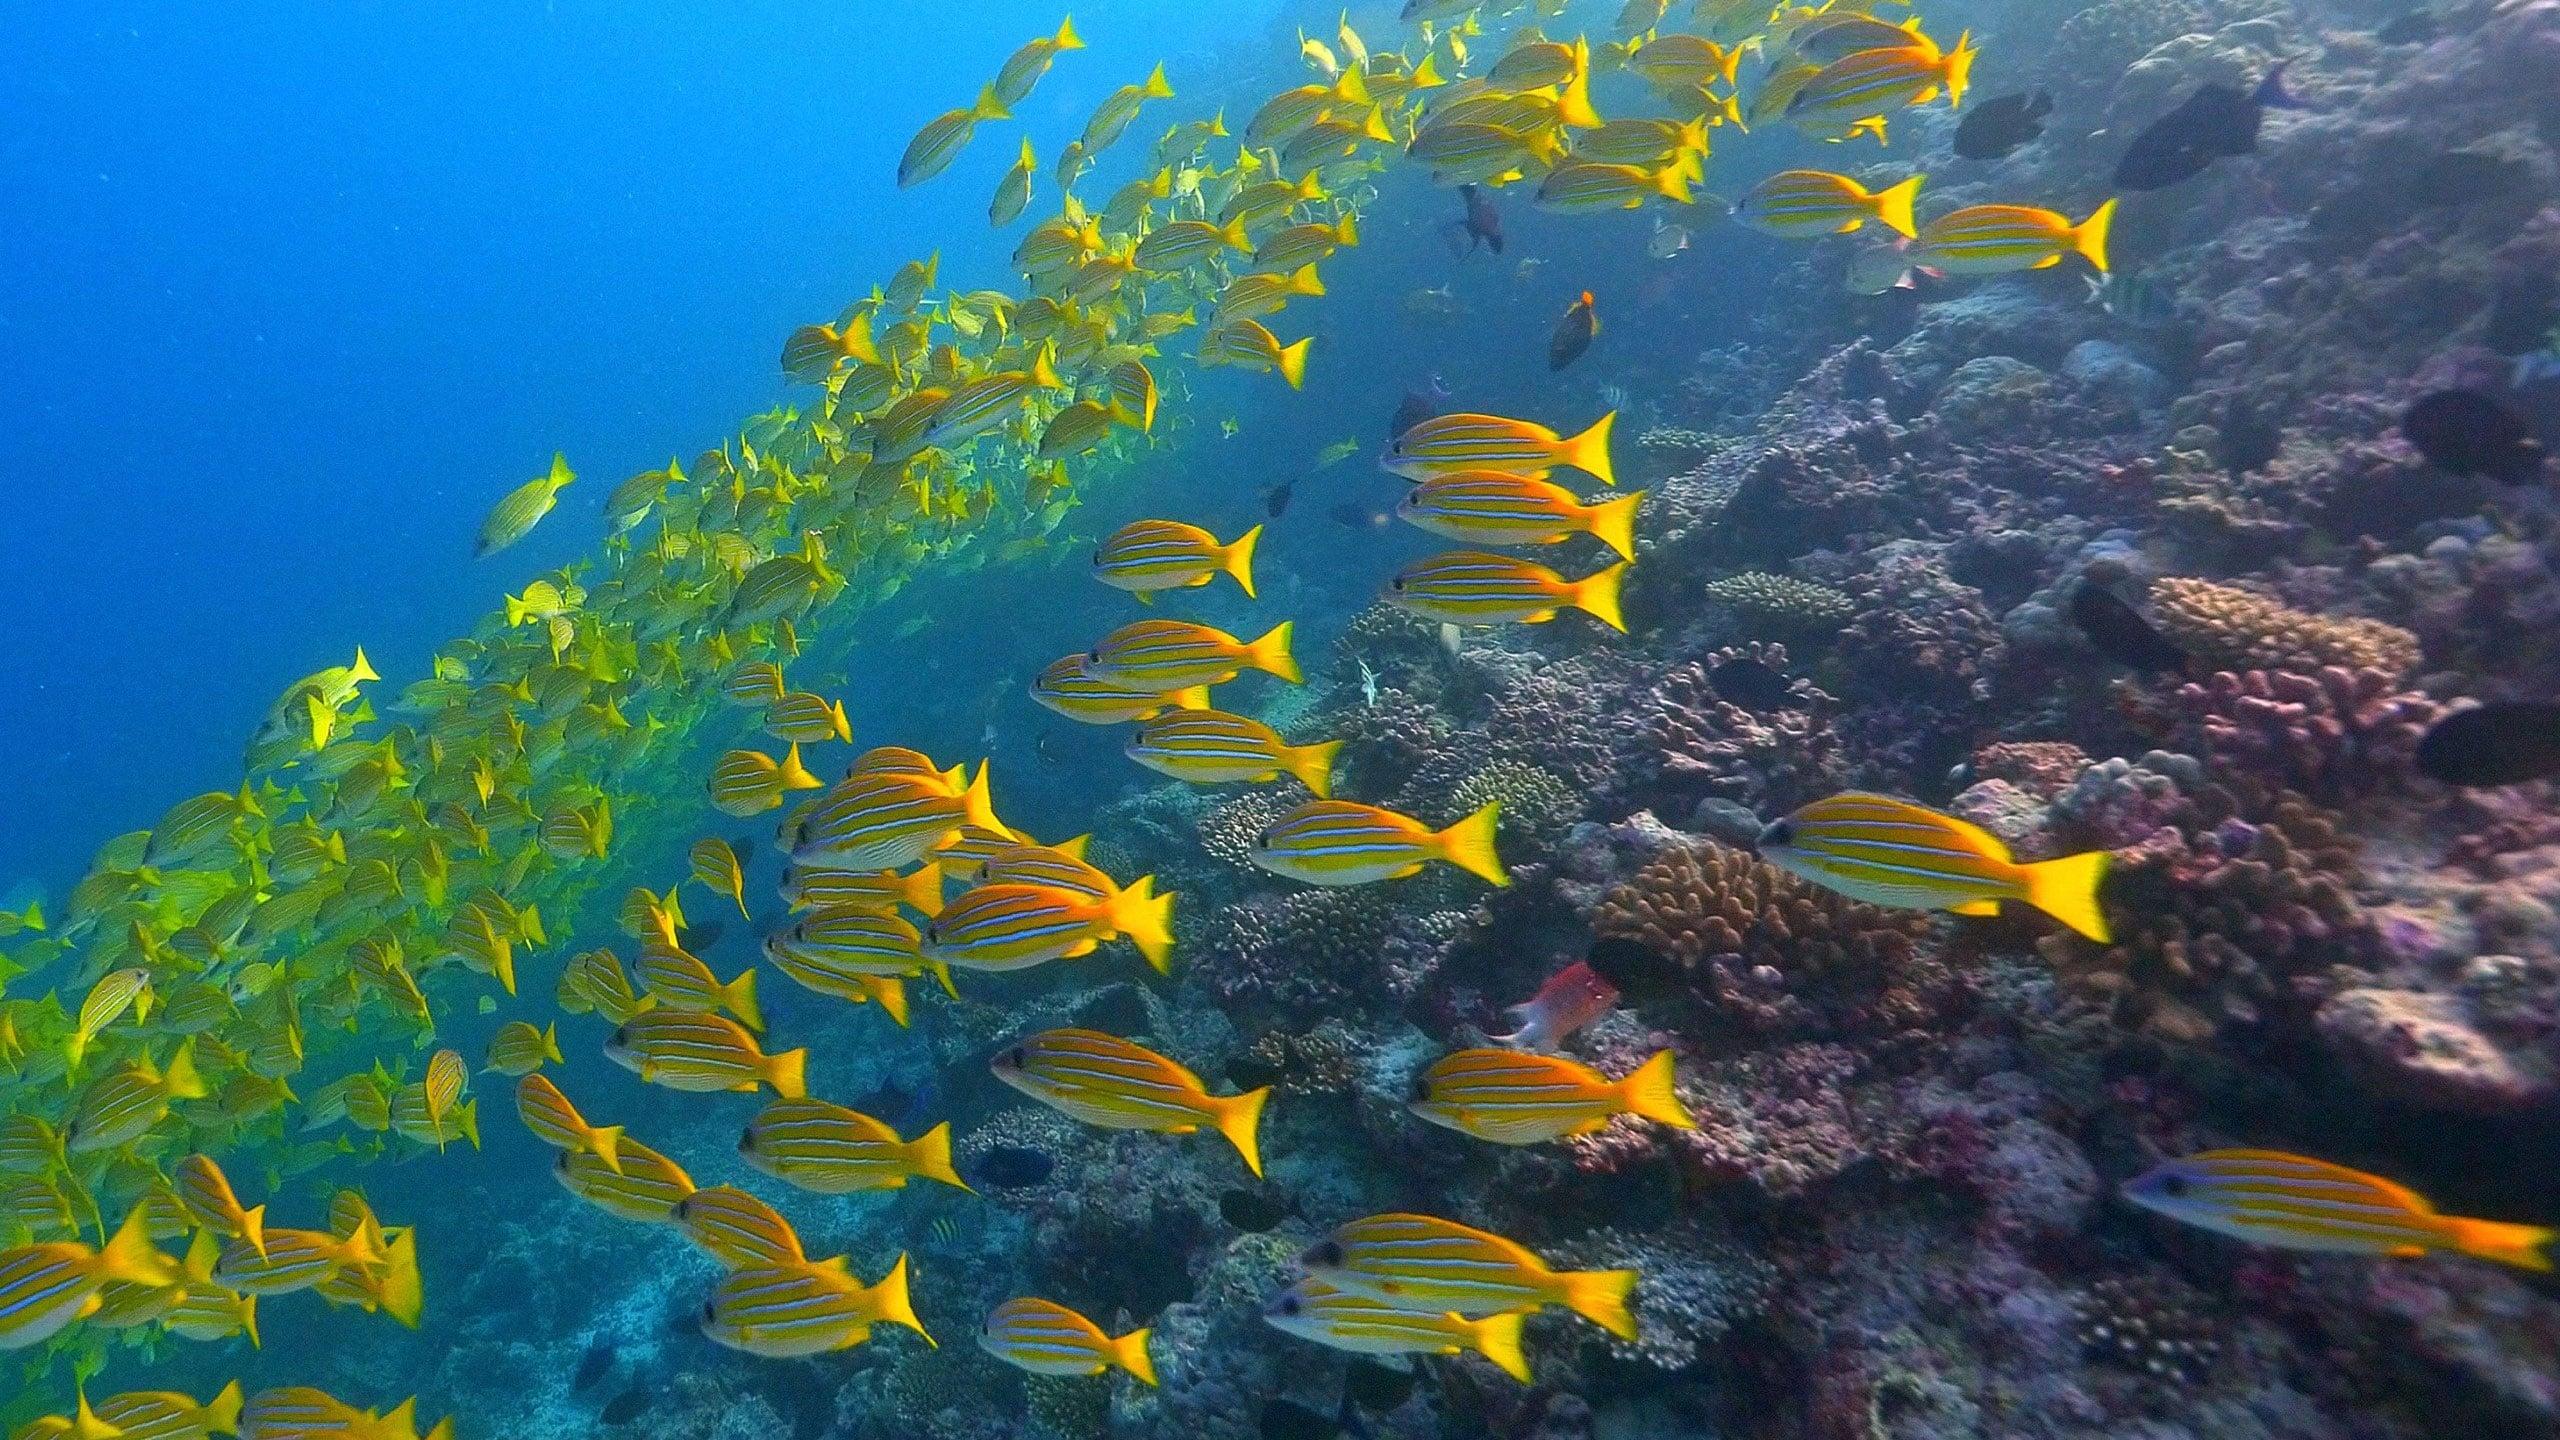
left=923, top=877, right=1176, bottom=974
left=605, top=1010, right=806, bottom=1097
left=555, top=1137, right=695, bottom=1224
left=1086, top=620, right=1299, bottom=692
left=1127, top=709, right=1340, bottom=796
left=1299, top=1212, right=1638, bottom=1338
left=701, top=1254, right=930, bottom=1357
left=979, top=1297, right=1157, bottom=1384
left=1031, top=656, right=1212, bottom=725
left=1248, top=799, right=1507, bottom=887
left=1092, top=519, right=1262, bottom=601
left=0, top=1206, right=177, bottom=1350
left=1396, top=472, right=1645, bottom=560
left=993, top=1028, right=1270, bottom=1176
left=784, top=763, right=1005, bottom=874
left=1913, top=199, right=2116, bottom=275
left=1410, top=1047, right=1693, bottom=1145
left=1384, top=411, right=1616, bottom=485
left=1263, top=1280, right=1530, bottom=1381
left=514, top=1073, right=625, bottom=1174
left=740, top=1097, right=969, bottom=1194
left=1756, top=791, right=2113, bottom=941
left=1387, top=550, right=1628, bottom=632
left=2123, top=1148, right=2555, bottom=1271
left=674, top=1185, right=808, bottom=1270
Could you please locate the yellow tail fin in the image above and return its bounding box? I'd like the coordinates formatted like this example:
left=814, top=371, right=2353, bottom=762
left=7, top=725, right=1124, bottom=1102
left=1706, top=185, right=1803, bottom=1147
left=1436, top=801, right=1509, bottom=887
left=206, top=1381, right=244, bottom=1436
left=1563, top=410, right=1617, bottom=486
left=96, top=1205, right=177, bottom=1288
left=1106, top=877, right=1178, bottom=974
left=1617, top=1049, right=1695, bottom=1129
left=1943, top=32, right=1975, bottom=110
left=2021, top=849, right=2112, bottom=942
left=1283, top=739, right=1342, bottom=799
left=1225, top=524, right=1263, bottom=598
left=587, top=1124, right=626, bottom=1176
left=778, top=743, right=821, bottom=790
left=724, top=969, right=764, bottom=1032
left=1213, top=1086, right=1272, bottom=1177
left=973, top=85, right=1012, bottom=123
left=2071, top=197, right=2116, bottom=274
left=901, top=860, right=947, bottom=918
left=163, top=1041, right=209, bottom=1101
left=766, top=1048, right=809, bottom=1100
left=909, top=1121, right=972, bottom=1193
left=1573, top=561, right=1630, bottom=634
left=960, top=762, right=1004, bottom=836
left=1558, top=66, right=1600, bottom=129
left=870, top=1254, right=934, bottom=1344
left=1872, top=174, right=1924, bottom=238
left=857, top=974, right=908, bottom=1026
left=1249, top=621, right=1301, bottom=683
left=2448, top=1217, right=2556, bottom=1273
left=1276, top=336, right=1312, bottom=390
left=1557, top=1266, right=1640, bottom=1341
left=349, top=647, right=380, bottom=684
left=1115, top=1326, right=1159, bottom=1385
left=1162, top=685, right=1214, bottom=711
left=1471, top=1310, right=1531, bottom=1382
left=239, top=1203, right=268, bottom=1260
left=1584, top=489, right=1645, bottom=562
left=1054, top=15, right=1083, bottom=50
left=376, top=1229, right=424, bottom=1328
left=1143, top=61, right=1174, bottom=99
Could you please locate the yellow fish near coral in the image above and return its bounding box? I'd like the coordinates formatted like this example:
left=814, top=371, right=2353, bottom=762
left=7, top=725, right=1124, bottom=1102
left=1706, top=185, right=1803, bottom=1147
left=1249, top=799, right=1507, bottom=887
left=993, top=1028, right=1270, bottom=1175
left=979, top=1297, right=1158, bottom=1384
left=1410, top=1047, right=1694, bottom=1145
left=702, top=1254, right=931, bottom=1357
left=1913, top=199, right=2116, bottom=275
left=1756, top=791, right=2114, bottom=941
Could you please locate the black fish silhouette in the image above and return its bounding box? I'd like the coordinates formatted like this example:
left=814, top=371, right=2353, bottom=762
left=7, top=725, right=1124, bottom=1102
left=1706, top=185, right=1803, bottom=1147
left=2069, top=582, right=2190, bottom=675
left=1954, top=90, right=2052, bottom=160
left=1549, top=291, right=1599, bottom=371
left=2114, top=64, right=2300, bottom=191
left=2416, top=703, right=2560, bottom=787
left=2402, top=390, right=2547, bottom=485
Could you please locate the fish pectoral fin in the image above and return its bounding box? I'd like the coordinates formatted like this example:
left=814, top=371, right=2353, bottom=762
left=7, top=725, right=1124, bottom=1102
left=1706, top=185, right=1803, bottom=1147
left=1948, top=899, right=2001, bottom=916
left=1563, top=1117, right=1612, bottom=1136
left=1165, top=1123, right=1200, bottom=1135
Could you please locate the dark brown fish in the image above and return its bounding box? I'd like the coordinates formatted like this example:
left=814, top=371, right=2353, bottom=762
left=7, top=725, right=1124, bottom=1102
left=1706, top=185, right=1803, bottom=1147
left=1548, top=291, right=1598, bottom=371
left=2113, top=63, right=2299, bottom=191
left=2069, top=582, right=2190, bottom=675
left=2416, top=703, right=2560, bottom=787
left=1953, top=90, right=2052, bottom=161
left=2402, top=389, right=2546, bottom=484
left=1442, top=183, right=1504, bottom=256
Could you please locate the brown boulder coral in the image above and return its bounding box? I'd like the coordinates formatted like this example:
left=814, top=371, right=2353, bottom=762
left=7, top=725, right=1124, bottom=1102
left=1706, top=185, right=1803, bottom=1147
left=1591, top=840, right=1937, bottom=1037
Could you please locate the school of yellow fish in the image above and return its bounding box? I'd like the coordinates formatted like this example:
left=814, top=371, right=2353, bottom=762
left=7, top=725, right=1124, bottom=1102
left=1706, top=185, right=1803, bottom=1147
left=23, top=0, right=2432, bottom=1426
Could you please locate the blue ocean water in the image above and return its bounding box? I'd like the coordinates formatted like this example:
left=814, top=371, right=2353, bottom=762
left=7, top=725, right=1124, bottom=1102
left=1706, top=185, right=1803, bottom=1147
left=0, top=0, right=1280, bottom=895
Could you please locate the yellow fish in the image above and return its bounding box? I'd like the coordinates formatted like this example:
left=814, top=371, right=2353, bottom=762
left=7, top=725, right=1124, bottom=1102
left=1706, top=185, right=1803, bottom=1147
left=1248, top=799, right=1506, bottom=887
left=1410, top=1047, right=1693, bottom=1145
left=992, top=1028, right=1270, bottom=1175
left=978, top=1297, right=1157, bottom=1384
left=1757, top=791, right=2113, bottom=939
left=476, top=452, right=575, bottom=557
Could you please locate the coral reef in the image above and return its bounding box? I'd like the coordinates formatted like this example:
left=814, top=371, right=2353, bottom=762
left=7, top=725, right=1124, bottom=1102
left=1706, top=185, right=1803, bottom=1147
left=2148, top=576, right=2427, bottom=678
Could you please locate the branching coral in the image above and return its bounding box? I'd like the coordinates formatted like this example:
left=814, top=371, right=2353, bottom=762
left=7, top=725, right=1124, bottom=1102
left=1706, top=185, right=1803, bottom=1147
left=2173, top=665, right=2445, bottom=798
left=1700, top=573, right=1854, bottom=632
left=2043, top=791, right=2374, bottom=1041
left=2149, top=576, right=2424, bottom=679
left=1195, top=790, right=1298, bottom=871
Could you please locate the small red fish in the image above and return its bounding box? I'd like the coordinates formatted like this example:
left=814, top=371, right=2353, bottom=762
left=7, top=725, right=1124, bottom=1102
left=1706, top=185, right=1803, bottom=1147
left=1491, top=961, right=1620, bottom=1051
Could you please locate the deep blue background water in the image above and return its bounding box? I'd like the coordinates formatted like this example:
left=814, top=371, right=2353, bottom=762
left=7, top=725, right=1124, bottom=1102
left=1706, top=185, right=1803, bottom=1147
left=0, top=0, right=1287, bottom=896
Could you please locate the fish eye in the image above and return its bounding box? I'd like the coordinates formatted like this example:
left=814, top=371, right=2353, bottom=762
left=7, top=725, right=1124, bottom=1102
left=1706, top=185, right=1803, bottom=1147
left=1275, top=1294, right=1303, bottom=1317
left=2160, top=1173, right=2189, bottom=1199
left=700, top=1302, right=719, bottom=1325
left=738, top=1127, right=757, bottom=1152
left=1389, top=577, right=1406, bottom=591
left=1757, top=820, right=1794, bottom=848
left=1003, top=1046, right=1027, bottom=1068
left=1257, top=829, right=1277, bottom=847
left=1407, top=1072, right=1435, bottom=1102
left=1305, top=1241, right=1343, bottom=1267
